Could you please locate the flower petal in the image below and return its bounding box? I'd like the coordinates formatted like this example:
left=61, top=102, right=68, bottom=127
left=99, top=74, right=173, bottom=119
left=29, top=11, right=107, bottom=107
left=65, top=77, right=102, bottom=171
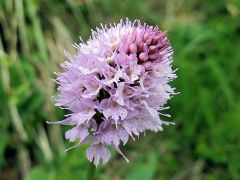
left=86, top=144, right=111, bottom=166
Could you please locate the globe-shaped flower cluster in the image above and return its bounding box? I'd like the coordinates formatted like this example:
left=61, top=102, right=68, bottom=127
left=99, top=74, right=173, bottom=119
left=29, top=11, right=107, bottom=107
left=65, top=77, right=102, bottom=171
left=49, top=19, right=177, bottom=166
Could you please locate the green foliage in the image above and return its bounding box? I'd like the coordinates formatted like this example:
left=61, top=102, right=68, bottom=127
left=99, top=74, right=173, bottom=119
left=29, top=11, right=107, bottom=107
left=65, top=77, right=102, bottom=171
left=125, top=152, right=158, bottom=180
left=0, top=0, right=239, bottom=179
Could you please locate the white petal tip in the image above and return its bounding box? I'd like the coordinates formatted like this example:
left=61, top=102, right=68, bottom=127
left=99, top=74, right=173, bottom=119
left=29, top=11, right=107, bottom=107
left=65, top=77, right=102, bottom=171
left=46, top=121, right=56, bottom=124
left=45, top=121, right=59, bottom=125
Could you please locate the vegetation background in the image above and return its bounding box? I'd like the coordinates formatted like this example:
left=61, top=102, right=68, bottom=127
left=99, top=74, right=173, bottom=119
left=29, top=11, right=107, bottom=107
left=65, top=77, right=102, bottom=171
left=0, top=0, right=240, bottom=179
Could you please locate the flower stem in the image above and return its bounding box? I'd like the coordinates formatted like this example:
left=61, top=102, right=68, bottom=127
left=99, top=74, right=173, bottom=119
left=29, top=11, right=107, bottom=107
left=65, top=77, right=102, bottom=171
left=87, top=162, right=96, bottom=180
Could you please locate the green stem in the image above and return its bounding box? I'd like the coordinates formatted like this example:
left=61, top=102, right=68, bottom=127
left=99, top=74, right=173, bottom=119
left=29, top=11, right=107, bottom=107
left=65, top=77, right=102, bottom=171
left=87, top=162, right=96, bottom=180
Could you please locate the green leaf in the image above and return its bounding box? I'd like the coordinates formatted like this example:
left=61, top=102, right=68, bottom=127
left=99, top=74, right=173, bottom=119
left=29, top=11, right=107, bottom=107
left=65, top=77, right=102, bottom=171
left=0, top=131, right=8, bottom=167
left=125, top=152, right=157, bottom=180
left=26, top=166, right=56, bottom=180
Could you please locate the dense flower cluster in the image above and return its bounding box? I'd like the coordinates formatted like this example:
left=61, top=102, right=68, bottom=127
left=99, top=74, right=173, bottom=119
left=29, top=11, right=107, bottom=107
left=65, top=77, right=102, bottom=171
left=48, top=19, right=177, bottom=166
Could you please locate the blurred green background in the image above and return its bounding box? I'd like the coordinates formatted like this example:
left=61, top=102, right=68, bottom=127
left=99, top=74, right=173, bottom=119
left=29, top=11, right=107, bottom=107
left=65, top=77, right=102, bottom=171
left=0, top=0, right=240, bottom=179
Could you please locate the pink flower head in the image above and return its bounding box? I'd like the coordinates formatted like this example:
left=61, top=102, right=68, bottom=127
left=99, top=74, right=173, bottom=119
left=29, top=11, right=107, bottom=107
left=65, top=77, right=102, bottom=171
left=48, top=19, right=177, bottom=166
